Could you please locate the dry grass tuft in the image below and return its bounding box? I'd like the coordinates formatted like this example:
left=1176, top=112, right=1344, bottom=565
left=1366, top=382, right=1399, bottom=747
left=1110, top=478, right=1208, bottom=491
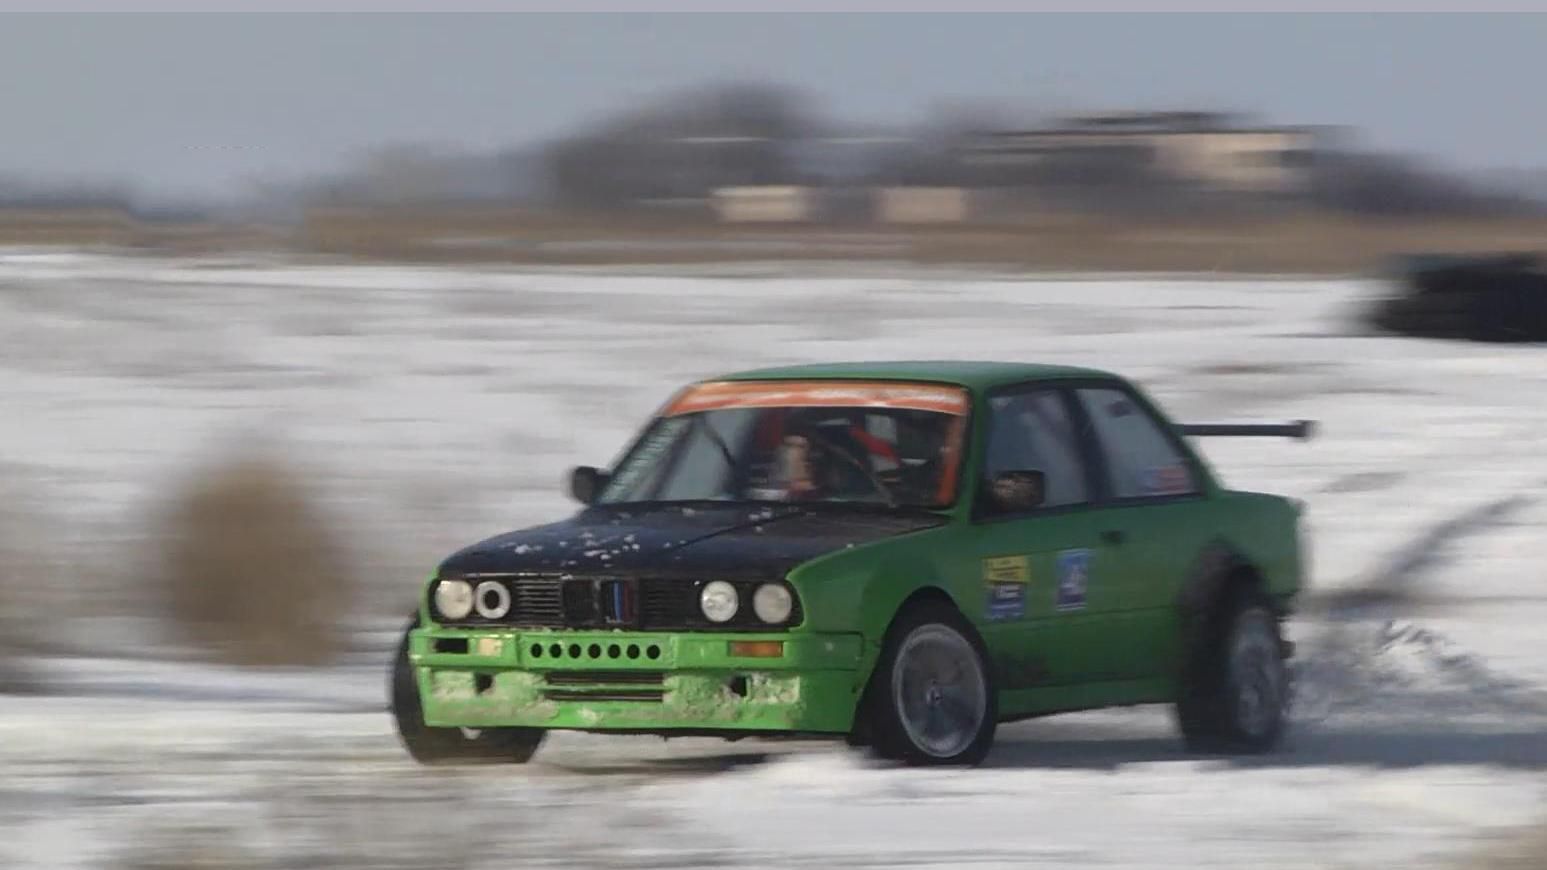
left=156, top=448, right=355, bottom=667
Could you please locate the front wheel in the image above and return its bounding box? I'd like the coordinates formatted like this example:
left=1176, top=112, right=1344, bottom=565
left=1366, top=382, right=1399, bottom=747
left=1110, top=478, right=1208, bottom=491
left=390, top=615, right=545, bottom=765
left=860, top=602, right=997, bottom=766
left=1176, top=593, right=1289, bottom=754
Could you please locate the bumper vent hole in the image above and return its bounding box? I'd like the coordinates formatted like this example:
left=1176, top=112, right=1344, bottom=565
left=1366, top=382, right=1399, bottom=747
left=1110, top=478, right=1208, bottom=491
left=646, top=645, right=661, bottom=660
left=530, top=643, right=543, bottom=659
left=607, top=644, right=621, bottom=659
left=568, top=644, right=582, bottom=659
left=475, top=673, right=494, bottom=695
left=626, top=644, right=640, bottom=659
left=434, top=638, right=469, bottom=654
left=587, top=643, right=602, bottom=659
left=727, top=675, right=749, bottom=698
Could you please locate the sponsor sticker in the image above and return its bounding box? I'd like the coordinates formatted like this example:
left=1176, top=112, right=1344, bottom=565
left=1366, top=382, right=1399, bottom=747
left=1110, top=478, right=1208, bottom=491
left=1141, top=464, right=1193, bottom=496
left=1055, top=548, right=1091, bottom=612
left=986, top=582, right=1026, bottom=621
left=982, top=554, right=1031, bottom=584
left=983, top=555, right=1030, bottom=620
left=1105, top=397, right=1136, bottom=418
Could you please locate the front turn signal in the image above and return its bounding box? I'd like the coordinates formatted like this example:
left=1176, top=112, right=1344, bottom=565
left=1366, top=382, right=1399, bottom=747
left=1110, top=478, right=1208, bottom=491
left=728, top=640, right=784, bottom=658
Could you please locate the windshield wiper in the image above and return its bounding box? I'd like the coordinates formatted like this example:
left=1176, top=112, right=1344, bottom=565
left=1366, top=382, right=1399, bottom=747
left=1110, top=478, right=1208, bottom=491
left=693, top=415, right=740, bottom=476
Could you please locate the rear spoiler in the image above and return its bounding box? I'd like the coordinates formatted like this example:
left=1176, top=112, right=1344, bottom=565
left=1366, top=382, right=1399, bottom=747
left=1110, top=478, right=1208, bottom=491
left=1177, top=420, right=1317, bottom=441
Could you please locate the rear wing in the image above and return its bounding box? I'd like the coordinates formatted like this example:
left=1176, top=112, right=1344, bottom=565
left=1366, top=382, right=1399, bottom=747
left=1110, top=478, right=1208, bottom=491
left=1177, top=420, right=1317, bottom=441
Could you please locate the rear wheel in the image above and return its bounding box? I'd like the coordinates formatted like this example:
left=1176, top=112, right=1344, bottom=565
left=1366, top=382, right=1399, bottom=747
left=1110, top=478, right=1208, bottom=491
left=859, top=602, right=997, bottom=766
left=390, top=615, right=545, bottom=765
left=1176, top=592, right=1288, bottom=754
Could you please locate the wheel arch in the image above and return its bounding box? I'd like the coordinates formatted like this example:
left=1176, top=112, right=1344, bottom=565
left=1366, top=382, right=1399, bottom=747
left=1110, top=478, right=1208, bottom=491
left=847, top=582, right=989, bottom=750
left=1178, top=539, right=1271, bottom=618
left=852, top=582, right=970, bottom=696
left=1175, top=539, right=1289, bottom=681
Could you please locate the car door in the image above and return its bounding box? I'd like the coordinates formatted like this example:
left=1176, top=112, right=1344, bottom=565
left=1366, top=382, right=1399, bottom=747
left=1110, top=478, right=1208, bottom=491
left=1071, top=385, right=1216, bottom=681
left=965, top=384, right=1123, bottom=697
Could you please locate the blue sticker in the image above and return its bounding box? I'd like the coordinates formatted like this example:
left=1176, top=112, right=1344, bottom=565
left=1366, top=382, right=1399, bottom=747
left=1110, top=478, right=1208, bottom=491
left=986, top=582, right=1026, bottom=621
left=1056, top=549, right=1091, bottom=612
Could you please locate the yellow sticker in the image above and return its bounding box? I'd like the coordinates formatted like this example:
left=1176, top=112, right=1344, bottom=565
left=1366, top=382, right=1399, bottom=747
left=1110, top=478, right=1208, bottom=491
left=476, top=636, right=504, bottom=657
left=982, top=555, right=1031, bottom=584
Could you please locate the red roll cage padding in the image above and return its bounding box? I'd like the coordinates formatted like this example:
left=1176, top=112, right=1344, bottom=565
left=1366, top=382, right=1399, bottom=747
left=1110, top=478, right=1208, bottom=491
left=847, top=424, right=900, bottom=464
left=752, top=408, right=787, bottom=451
left=935, top=415, right=968, bottom=504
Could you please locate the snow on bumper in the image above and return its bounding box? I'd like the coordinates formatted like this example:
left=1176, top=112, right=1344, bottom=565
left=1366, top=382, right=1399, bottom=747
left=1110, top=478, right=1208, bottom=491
left=409, top=627, right=863, bottom=733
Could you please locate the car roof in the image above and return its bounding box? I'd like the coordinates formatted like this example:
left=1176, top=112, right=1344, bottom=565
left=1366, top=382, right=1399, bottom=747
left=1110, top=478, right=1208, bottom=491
left=712, top=360, right=1119, bottom=392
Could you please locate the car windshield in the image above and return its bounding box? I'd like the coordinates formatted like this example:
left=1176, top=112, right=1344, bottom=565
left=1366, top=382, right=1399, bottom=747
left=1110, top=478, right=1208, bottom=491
left=597, top=380, right=971, bottom=509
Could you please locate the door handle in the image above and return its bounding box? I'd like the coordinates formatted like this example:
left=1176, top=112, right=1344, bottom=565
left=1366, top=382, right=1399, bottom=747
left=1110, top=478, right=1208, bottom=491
left=1100, top=529, right=1126, bottom=546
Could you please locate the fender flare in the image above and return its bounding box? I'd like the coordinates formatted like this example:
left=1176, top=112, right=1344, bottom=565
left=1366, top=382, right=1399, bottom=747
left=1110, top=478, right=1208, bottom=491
left=847, top=583, right=978, bottom=742
left=1176, top=539, right=1263, bottom=618
left=1175, top=540, right=1298, bottom=669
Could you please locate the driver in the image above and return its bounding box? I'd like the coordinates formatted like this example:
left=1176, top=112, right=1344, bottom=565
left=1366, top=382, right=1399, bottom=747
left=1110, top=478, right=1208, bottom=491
left=776, top=411, right=879, bottom=502
left=777, top=432, right=822, bottom=500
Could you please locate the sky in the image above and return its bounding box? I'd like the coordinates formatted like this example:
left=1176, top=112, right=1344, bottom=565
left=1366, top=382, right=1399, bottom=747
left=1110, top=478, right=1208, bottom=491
left=0, top=13, right=1544, bottom=200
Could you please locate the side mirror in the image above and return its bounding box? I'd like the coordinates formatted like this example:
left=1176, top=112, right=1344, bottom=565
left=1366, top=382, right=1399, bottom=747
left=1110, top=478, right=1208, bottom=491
left=568, top=466, right=609, bottom=505
left=988, top=470, right=1046, bottom=513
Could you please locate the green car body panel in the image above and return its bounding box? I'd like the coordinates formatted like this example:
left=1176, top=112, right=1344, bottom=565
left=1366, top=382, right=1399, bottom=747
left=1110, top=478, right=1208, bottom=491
left=409, top=361, right=1305, bottom=736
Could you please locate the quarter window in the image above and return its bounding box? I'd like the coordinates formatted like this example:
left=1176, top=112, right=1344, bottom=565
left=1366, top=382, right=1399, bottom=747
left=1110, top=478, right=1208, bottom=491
left=1076, top=388, right=1198, bottom=499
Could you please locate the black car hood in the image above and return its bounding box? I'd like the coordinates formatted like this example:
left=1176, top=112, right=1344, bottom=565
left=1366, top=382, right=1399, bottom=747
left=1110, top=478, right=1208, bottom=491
left=439, top=503, right=944, bottom=579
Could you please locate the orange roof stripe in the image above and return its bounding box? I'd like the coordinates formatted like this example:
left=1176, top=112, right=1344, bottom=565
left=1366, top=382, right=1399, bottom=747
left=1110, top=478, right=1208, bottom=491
left=665, top=380, right=970, bottom=417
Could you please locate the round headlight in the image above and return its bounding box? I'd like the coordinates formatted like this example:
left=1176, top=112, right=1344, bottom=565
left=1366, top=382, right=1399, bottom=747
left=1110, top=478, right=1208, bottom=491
left=699, top=580, right=739, bottom=623
left=474, top=580, right=512, bottom=620
left=434, top=578, right=474, bottom=620
left=752, top=583, right=794, bottom=624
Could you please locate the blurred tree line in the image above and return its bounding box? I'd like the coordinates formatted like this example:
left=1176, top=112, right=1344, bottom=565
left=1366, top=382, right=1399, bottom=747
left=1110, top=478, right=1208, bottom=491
left=4, top=81, right=1542, bottom=220
left=504, top=82, right=1547, bottom=217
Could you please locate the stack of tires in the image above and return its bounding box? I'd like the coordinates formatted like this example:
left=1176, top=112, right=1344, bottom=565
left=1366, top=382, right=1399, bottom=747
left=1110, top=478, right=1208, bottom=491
left=1369, top=252, right=1547, bottom=342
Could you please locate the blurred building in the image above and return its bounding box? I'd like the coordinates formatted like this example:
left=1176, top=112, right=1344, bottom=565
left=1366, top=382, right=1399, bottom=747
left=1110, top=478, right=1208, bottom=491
left=874, top=187, right=974, bottom=223
left=963, top=111, right=1322, bottom=195
left=710, top=186, right=817, bottom=223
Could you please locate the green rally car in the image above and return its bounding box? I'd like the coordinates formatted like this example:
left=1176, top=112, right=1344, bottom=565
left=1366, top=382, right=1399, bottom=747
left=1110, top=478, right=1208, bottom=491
left=391, top=362, right=1311, bottom=766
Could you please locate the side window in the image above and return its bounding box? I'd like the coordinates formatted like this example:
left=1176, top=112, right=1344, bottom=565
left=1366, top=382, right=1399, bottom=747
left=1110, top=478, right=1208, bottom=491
left=984, top=389, right=1089, bottom=509
left=1075, top=388, right=1198, bottom=499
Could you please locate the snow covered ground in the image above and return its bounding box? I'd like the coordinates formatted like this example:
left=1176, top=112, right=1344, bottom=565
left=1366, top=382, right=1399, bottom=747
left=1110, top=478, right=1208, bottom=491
left=2, top=251, right=1546, bottom=868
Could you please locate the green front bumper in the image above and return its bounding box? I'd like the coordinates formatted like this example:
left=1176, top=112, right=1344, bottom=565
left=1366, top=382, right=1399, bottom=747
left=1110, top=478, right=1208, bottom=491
left=410, top=626, right=865, bottom=734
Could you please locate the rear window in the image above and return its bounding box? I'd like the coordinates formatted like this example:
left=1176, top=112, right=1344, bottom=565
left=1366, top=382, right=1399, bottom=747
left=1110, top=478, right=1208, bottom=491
left=1075, top=387, right=1198, bottom=499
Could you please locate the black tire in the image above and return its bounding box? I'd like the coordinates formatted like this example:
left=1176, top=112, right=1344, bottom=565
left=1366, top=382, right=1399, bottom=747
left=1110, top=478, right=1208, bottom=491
left=1175, top=590, right=1289, bottom=754
left=390, top=615, right=545, bottom=765
left=857, top=601, right=997, bottom=766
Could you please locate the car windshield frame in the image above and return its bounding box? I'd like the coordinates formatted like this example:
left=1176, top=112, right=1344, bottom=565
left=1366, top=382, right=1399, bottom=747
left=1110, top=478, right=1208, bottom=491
left=595, top=379, right=973, bottom=511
